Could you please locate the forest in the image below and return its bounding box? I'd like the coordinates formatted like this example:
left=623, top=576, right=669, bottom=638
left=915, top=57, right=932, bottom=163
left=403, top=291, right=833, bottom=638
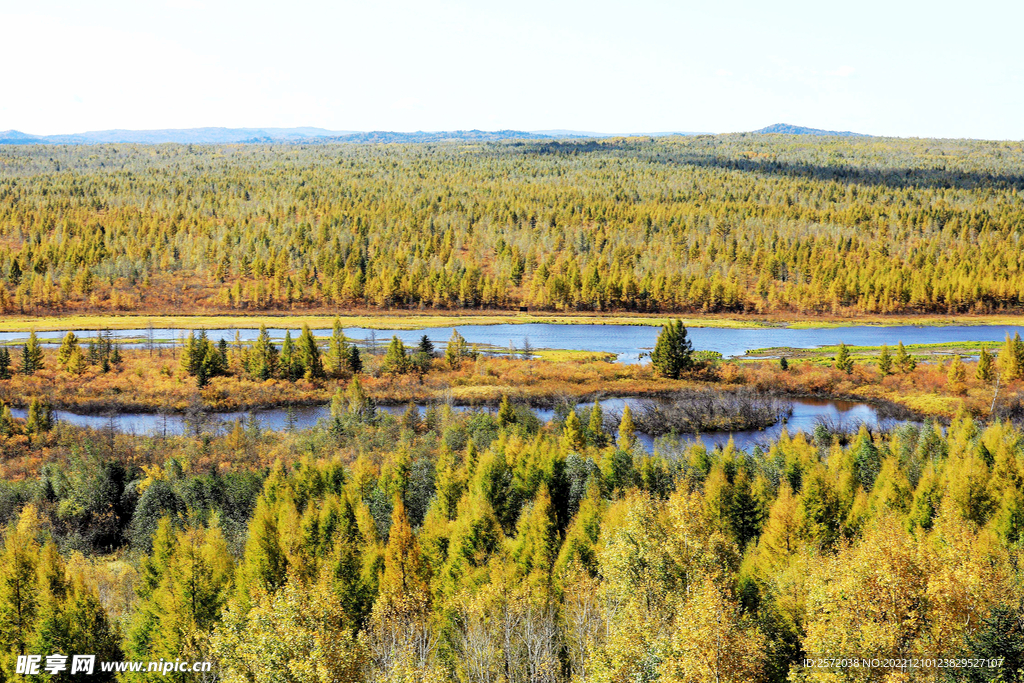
left=2, top=379, right=1024, bottom=681
left=2, top=131, right=1024, bottom=682
left=1, top=325, right=1024, bottom=681
left=1, top=134, right=1024, bottom=318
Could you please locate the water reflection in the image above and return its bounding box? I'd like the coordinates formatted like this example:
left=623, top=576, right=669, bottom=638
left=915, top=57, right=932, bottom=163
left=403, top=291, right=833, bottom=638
left=12, top=396, right=913, bottom=454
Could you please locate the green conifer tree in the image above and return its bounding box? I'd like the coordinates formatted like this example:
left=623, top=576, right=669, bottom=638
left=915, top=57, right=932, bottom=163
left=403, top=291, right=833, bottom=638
left=25, top=398, right=53, bottom=434
left=895, top=341, right=916, bottom=373
left=650, top=319, right=693, bottom=379
left=997, top=334, right=1021, bottom=381
left=297, top=324, right=325, bottom=380
left=327, top=318, right=350, bottom=378
left=877, top=344, right=893, bottom=377
left=976, top=347, right=994, bottom=382
left=497, top=394, right=517, bottom=429
left=381, top=336, right=410, bottom=375
left=20, top=331, right=44, bottom=374
left=445, top=329, right=469, bottom=369
left=280, top=330, right=297, bottom=380
left=348, top=345, right=363, bottom=374
left=247, top=325, right=279, bottom=381
left=834, top=342, right=854, bottom=374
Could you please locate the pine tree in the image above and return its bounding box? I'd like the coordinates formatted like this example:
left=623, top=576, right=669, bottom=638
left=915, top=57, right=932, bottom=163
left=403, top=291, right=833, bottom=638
left=280, top=330, right=297, bottom=380
left=240, top=497, right=287, bottom=598
left=976, top=347, right=994, bottom=382
left=877, top=344, right=893, bottom=376
left=26, top=398, right=53, bottom=434
left=757, top=482, right=800, bottom=564
left=330, top=386, right=347, bottom=423
left=218, top=337, right=229, bottom=369
left=947, top=354, right=967, bottom=390
left=895, top=341, right=916, bottom=373
left=87, top=334, right=100, bottom=364
left=196, top=349, right=212, bottom=388
left=20, top=331, right=44, bottom=374
left=180, top=331, right=198, bottom=377
left=32, top=550, right=120, bottom=676
left=296, top=324, right=325, bottom=380
left=997, top=333, right=1021, bottom=381
left=65, top=346, right=86, bottom=375
left=0, top=404, right=15, bottom=436
left=372, top=496, right=432, bottom=662
left=618, top=404, right=636, bottom=451
left=497, top=395, right=517, bottom=429
left=57, top=331, right=79, bottom=368
left=650, top=319, right=693, bottom=379
left=0, top=506, right=41, bottom=662
left=0, top=347, right=10, bottom=380
left=154, top=526, right=233, bottom=666
left=346, top=376, right=374, bottom=421
left=381, top=336, right=410, bottom=375
left=417, top=334, right=434, bottom=356
left=327, top=317, right=350, bottom=378
left=562, top=409, right=585, bottom=452
left=348, top=345, right=363, bottom=374
left=834, top=342, right=853, bottom=374
left=247, top=325, right=278, bottom=381
left=8, top=259, right=21, bottom=286
left=587, top=402, right=606, bottom=447
left=445, top=329, right=469, bottom=369
left=511, top=484, right=558, bottom=587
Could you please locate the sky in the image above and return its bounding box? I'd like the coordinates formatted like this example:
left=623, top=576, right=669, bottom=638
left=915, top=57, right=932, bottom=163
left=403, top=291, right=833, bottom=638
left=1, top=0, right=1021, bottom=140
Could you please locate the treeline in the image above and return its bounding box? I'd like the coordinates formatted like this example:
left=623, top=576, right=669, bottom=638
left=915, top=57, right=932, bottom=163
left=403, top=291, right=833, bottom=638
left=1, top=136, right=1023, bottom=316
left=2, top=398, right=1024, bottom=681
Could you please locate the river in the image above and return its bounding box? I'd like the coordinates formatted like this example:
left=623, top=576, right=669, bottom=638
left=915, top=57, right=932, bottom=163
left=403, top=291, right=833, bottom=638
left=2, top=322, right=1021, bottom=364
left=11, top=396, right=914, bottom=454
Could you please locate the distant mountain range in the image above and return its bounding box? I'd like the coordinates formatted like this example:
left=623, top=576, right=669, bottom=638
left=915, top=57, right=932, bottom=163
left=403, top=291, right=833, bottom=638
left=0, top=127, right=606, bottom=145
left=752, top=123, right=868, bottom=137
left=0, top=124, right=865, bottom=145
left=0, top=127, right=358, bottom=145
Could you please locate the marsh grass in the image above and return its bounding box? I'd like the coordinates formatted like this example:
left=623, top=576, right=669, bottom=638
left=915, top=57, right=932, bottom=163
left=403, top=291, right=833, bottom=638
left=613, top=388, right=792, bottom=435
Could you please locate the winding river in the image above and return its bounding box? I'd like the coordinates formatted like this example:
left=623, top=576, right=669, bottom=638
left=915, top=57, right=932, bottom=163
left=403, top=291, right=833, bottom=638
left=11, top=396, right=916, bottom=454
left=3, top=320, right=995, bottom=451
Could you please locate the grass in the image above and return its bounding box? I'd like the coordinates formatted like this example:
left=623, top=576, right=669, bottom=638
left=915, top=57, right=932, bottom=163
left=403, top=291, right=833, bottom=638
left=0, top=312, right=774, bottom=333
left=4, top=311, right=1020, bottom=334
left=784, top=314, right=1024, bottom=329
left=747, top=340, right=1005, bottom=361
left=530, top=349, right=618, bottom=362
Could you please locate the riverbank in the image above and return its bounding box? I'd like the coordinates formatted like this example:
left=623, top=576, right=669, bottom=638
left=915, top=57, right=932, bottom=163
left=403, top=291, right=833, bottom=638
left=1, top=311, right=1022, bottom=333
left=743, top=339, right=1006, bottom=361
left=0, top=347, right=683, bottom=414
left=1, top=345, right=1015, bottom=421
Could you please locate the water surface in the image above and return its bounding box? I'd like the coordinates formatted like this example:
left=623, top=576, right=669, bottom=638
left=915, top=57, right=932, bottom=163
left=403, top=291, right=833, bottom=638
left=13, top=397, right=909, bottom=454
left=3, top=323, right=1020, bottom=364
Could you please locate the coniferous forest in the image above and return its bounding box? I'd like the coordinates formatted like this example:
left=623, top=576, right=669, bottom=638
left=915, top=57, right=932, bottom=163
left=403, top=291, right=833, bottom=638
left=1, top=135, right=1023, bottom=317
left=1, top=133, right=1024, bottom=683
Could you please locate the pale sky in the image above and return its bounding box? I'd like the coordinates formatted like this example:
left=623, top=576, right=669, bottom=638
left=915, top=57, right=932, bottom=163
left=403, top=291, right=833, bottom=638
left=2, top=0, right=1021, bottom=139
